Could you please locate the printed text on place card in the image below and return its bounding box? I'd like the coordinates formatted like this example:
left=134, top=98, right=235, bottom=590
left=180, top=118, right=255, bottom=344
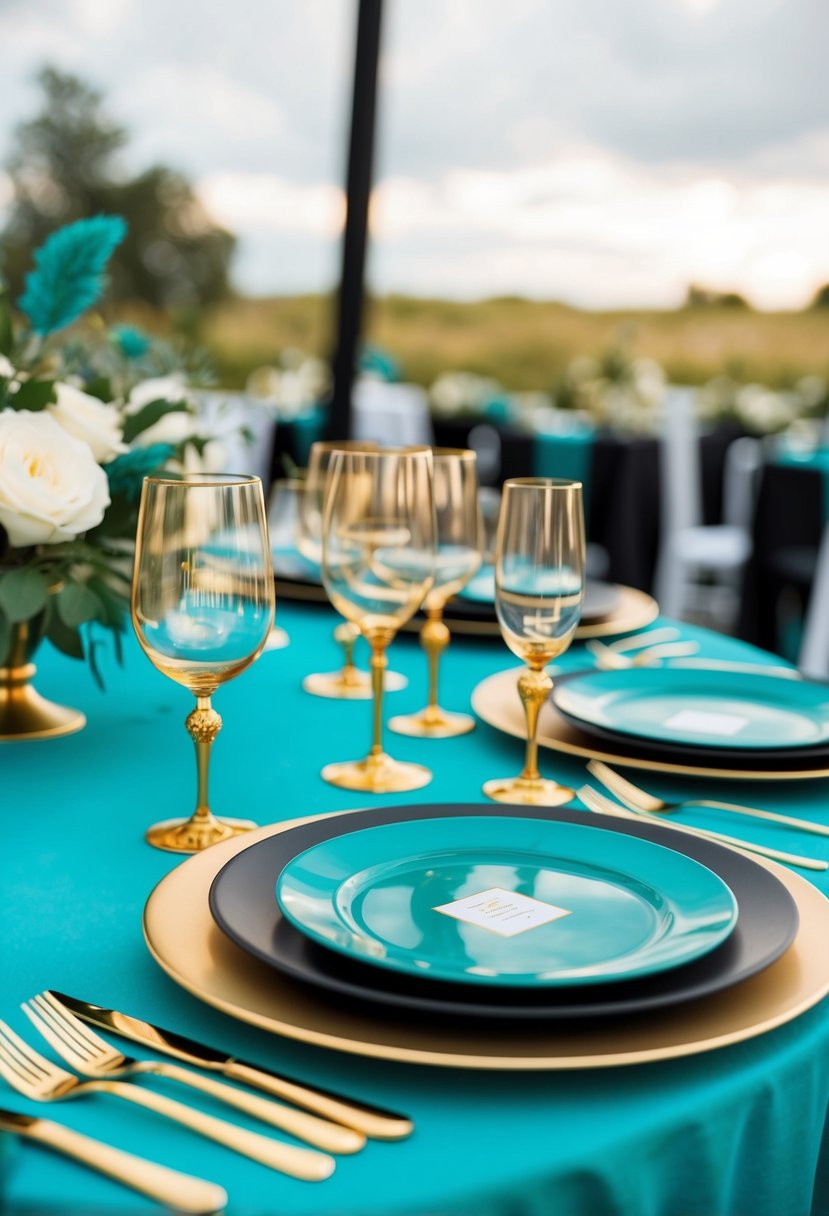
left=433, top=886, right=572, bottom=937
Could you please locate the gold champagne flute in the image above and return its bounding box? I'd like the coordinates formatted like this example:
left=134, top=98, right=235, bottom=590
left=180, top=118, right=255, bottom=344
left=320, top=447, right=436, bottom=792
left=298, top=440, right=407, bottom=699
left=389, top=449, right=482, bottom=737
left=132, top=473, right=275, bottom=852
left=266, top=477, right=314, bottom=651
left=483, top=478, right=585, bottom=806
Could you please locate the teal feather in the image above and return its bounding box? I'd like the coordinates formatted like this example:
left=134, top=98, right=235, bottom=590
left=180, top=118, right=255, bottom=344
left=18, top=215, right=128, bottom=336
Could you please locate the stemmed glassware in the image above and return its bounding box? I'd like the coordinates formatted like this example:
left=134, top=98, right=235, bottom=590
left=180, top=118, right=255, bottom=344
left=320, top=446, right=436, bottom=792
left=265, top=478, right=309, bottom=650
left=131, top=473, right=275, bottom=852
left=389, top=448, right=482, bottom=737
left=483, top=478, right=585, bottom=806
left=298, top=440, right=406, bottom=698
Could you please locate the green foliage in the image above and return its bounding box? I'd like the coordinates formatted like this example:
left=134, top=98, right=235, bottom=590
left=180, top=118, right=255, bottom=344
left=8, top=378, right=55, bottom=411
left=0, top=569, right=50, bottom=622
left=1, top=67, right=236, bottom=311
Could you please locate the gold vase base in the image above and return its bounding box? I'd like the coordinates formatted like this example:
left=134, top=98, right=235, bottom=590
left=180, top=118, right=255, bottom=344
left=388, top=707, right=476, bottom=738
left=263, top=627, right=291, bottom=651
left=321, top=752, right=432, bottom=793
left=145, top=815, right=258, bottom=855
left=0, top=686, right=86, bottom=742
left=482, top=776, right=574, bottom=807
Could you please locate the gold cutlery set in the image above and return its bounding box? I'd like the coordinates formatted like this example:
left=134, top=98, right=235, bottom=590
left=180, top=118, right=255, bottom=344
left=0, top=990, right=412, bottom=1212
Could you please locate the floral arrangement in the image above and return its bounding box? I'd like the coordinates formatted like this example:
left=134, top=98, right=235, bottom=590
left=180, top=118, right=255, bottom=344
left=0, top=214, right=226, bottom=683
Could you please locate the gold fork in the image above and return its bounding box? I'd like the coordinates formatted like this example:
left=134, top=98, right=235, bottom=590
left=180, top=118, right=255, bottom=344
left=23, top=992, right=363, bottom=1155
left=586, top=639, right=700, bottom=669
left=0, top=1106, right=227, bottom=1213
left=578, top=783, right=829, bottom=871
left=0, top=1019, right=334, bottom=1181
left=587, top=759, right=829, bottom=839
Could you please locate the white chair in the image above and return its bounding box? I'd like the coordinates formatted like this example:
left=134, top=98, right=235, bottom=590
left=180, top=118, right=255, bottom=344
left=351, top=379, right=434, bottom=447
left=655, top=387, right=762, bottom=627
left=798, top=525, right=829, bottom=679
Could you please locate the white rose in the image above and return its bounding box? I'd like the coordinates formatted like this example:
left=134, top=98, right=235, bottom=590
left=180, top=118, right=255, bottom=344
left=0, top=410, right=110, bottom=546
left=48, top=382, right=128, bottom=463
left=0, top=355, right=14, bottom=378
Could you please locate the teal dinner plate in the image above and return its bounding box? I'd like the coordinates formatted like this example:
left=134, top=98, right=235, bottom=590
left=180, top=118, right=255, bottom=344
left=275, top=816, right=737, bottom=988
left=553, top=667, right=829, bottom=752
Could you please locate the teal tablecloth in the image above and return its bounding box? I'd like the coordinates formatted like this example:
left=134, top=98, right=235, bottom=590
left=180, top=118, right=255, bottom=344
left=3, top=603, right=829, bottom=1216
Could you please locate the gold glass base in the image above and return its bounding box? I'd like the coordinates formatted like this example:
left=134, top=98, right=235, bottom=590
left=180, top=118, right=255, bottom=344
left=145, top=816, right=257, bottom=855
left=388, top=706, right=475, bottom=738
left=321, top=751, right=432, bottom=793
left=0, top=681, right=86, bottom=742
left=302, top=667, right=407, bottom=699
left=263, top=627, right=290, bottom=651
left=482, top=775, right=574, bottom=806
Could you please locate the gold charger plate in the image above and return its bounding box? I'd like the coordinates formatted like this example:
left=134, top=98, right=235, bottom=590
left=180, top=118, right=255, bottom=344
left=143, top=815, right=829, bottom=1070
left=471, top=667, right=829, bottom=782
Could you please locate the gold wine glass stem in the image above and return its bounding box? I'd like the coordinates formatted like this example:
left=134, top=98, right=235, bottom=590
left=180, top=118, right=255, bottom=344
left=186, top=698, right=222, bottom=825
left=369, top=642, right=388, bottom=757
left=422, top=610, right=449, bottom=720
left=517, top=667, right=553, bottom=782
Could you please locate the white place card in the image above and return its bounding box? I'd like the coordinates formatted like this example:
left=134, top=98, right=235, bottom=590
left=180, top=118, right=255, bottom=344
left=663, top=708, right=750, bottom=737
left=433, top=886, right=572, bottom=937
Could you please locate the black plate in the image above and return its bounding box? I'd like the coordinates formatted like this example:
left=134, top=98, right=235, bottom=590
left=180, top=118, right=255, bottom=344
left=208, top=803, right=798, bottom=1022
left=551, top=670, right=829, bottom=765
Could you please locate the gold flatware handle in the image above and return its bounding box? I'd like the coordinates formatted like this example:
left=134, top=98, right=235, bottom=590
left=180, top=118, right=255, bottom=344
left=25, top=1116, right=227, bottom=1213
left=690, top=799, right=829, bottom=838
left=580, top=787, right=828, bottom=871
left=225, top=1061, right=414, bottom=1141
left=152, top=1061, right=365, bottom=1154
left=102, top=1079, right=335, bottom=1180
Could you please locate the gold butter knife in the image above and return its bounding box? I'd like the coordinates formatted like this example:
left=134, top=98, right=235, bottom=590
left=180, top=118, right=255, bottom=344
left=0, top=1106, right=227, bottom=1213
left=50, top=992, right=414, bottom=1141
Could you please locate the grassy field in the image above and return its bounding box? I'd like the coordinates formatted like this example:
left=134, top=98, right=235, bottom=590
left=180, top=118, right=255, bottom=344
left=186, top=294, right=829, bottom=392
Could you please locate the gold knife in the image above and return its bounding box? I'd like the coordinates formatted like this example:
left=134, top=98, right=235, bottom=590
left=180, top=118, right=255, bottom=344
left=50, top=992, right=414, bottom=1141
left=0, top=1106, right=227, bottom=1213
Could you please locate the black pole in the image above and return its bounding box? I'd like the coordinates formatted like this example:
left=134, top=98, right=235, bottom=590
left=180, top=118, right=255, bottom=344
left=325, top=0, right=384, bottom=439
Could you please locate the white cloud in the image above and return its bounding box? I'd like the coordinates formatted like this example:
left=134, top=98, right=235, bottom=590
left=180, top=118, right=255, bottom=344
left=197, top=172, right=345, bottom=237
left=367, top=148, right=829, bottom=308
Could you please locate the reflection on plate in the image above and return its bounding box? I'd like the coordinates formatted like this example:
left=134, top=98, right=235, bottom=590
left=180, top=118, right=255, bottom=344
left=471, top=667, right=829, bottom=780
left=207, top=804, right=797, bottom=1021
left=274, top=816, right=737, bottom=986
left=144, top=813, right=829, bottom=1069
left=553, top=667, right=829, bottom=752
left=460, top=572, right=620, bottom=624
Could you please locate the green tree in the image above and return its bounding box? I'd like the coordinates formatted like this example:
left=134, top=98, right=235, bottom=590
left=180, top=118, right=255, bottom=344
left=1, top=66, right=236, bottom=309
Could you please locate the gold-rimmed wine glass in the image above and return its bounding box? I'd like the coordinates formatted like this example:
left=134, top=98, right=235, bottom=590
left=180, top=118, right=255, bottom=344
left=132, top=473, right=275, bottom=852
left=298, top=439, right=407, bottom=699
left=265, top=477, right=314, bottom=651
left=483, top=477, right=585, bottom=806
left=389, top=448, right=482, bottom=737
left=320, top=446, right=436, bottom=792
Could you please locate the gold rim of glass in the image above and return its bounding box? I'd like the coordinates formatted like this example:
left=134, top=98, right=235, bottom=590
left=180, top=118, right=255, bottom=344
left=143, top=472, right=263, bottom=488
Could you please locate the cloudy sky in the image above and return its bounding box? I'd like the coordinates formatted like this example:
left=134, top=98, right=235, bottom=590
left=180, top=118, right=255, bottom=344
left=0, top=0, right=828, bottom=307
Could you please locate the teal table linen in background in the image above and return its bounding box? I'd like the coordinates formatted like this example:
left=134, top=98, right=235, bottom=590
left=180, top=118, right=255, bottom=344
left=2, top=601, right=829, bottom=1216
left=532, top=426, right=595, bottom=513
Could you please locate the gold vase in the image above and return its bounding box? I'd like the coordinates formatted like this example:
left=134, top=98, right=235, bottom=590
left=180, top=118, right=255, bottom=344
left=0, top=619, right=86, bottom=742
